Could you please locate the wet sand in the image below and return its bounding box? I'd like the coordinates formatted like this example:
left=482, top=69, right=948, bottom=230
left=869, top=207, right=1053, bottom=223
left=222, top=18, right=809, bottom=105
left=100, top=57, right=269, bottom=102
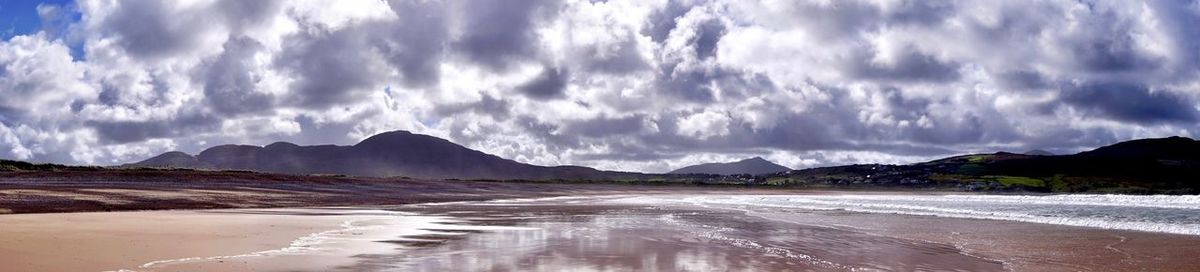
left=756, top=210, right=1200, bottom=271
left=388, top=203, right=1006, bottom=271
left=0, top=168, right=740, bottom=214
left=1, top=194, right=1197, bottom=271
left=384, top=196, right=1200, bottom=271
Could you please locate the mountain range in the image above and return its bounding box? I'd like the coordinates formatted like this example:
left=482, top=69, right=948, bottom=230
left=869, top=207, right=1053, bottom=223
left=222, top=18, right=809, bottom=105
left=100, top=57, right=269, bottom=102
left=129, top=131, right=641, bottom=180
left=110, top=131, right=1200, bottom=193
left=668, top=157, right=791, bottom=175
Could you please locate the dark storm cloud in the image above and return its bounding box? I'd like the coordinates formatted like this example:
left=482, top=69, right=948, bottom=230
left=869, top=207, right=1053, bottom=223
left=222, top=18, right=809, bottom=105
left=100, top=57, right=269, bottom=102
left=654, top=68, right=718, bottom=102
left=199, top=36, right=272, bottom=115
left=435, top=94, right=512, bottom=120
left=274, top=23, right=387, bottom=108
left=1061, top=9, right=1162, bottom=74
left=290, top=113, right=375, bottom=146
left=518, top=66, right=569, bottom=99
left=560, top=114, right=646, bottom=137
left=87, top=113, right=221, bottom=144
left=848, top=48, right=961, bottom=82
left=643, top=0, right=693, bottom=43
left=97, top=0, right=281, bottom=59
left=1071, top=39, right=1160, bottom=73
left=377, top=0, right=450, bottom=87
left=996, top=70, right=1052, bottom=90
left=653, top=67, right=773, bottom=103
left=100, top=0, right=198, bottom=58
left=453, top=0, right=559, bottom=70
left=692, top=19, right=725, bottom=59
left=216, top=0, right=283, bottom=32
left=1143, top=0, right=1200, bottom=72
left=1058, top=81, right=1198, bottom=124
left=0, top=106, right=20, bottom=125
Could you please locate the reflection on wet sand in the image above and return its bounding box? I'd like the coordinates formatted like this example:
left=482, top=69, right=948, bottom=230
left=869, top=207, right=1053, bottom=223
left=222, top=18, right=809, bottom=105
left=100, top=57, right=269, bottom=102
left=376, top=204, right=1005, bottom=271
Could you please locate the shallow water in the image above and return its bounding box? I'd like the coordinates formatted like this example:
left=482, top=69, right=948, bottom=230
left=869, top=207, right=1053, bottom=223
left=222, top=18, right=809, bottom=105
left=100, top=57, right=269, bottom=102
left=610, top=194, right=1200, bottom=235
left=382, top=200, right=1006, bottom=271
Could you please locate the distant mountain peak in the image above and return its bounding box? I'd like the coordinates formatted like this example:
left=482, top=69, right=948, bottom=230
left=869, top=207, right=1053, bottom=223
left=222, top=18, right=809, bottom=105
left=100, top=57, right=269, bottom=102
left=358, top=130, right=414, bottom=141
left=668, top=157, right=791, bottom=175
left=354, top=130, right=443, bottom=147
left=1024, top=149, right=1054, bottom=156
left=264, top=142, right=299, bottom=149
left=130, top=151, right=205, bottom=168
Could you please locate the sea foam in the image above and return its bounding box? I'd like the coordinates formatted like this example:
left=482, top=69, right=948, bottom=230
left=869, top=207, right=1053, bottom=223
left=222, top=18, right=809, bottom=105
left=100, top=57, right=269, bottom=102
left=611, top=194, right=1200, bottom=236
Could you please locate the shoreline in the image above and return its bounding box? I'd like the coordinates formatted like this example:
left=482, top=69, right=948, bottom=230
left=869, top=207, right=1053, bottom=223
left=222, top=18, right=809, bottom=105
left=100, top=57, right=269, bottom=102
left=0, top=168, right=995, bottom=215
left=0, top=193, right=1194, bottom=271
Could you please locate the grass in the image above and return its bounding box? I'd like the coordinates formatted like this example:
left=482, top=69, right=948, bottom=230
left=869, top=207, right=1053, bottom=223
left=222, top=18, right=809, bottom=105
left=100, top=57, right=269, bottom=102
left=956, top=164, right=987, bottom=175
left=965, top=155, right=989, bottom=163
left=1049, top=174, right=1068, bottom=191
left=988, top=176, right=1045, bottom=187
left=932, top=173, right=1047, bottom=189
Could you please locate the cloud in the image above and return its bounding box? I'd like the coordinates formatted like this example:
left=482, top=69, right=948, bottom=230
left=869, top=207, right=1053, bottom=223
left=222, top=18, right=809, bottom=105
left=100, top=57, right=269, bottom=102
left=198, top=36, right=273, bottom=115
left=87, top=113, right=221, bottom=144
left=676, top=110, right=730, bottom=139
left=0, top=0, right=1197, bottom=173
left=452, top=0, right=560, bottom=70
left=377, top=0, right=451, bottom=87
left=517, top=65, right=569, bottom=99
left=273, top=22, right=391, bottom=108
left=92, top=0, right=211, bottom=59
left=1058, top=81, right=1198, bottom=124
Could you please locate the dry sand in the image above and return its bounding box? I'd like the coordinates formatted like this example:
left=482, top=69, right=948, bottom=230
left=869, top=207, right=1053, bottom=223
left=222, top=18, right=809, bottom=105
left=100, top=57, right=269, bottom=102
left=0, top=208, right=438, bottom=272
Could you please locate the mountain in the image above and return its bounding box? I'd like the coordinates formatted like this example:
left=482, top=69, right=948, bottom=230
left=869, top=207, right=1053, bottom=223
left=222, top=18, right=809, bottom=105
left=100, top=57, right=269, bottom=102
left=1076, top=136, right=1200, bottom=160
left=105, top=135, right=1200, bottom=192
left=128, top=130, right=638, bottom=180
left=766, top=136, right=1200, bottom=193
left=1023, top=149, right=1054, bottom=156
left=668, top=157, right=791, bottom=175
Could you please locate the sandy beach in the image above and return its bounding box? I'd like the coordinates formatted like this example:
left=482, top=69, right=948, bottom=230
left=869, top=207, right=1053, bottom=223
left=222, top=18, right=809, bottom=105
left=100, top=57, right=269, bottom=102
left=0, top=208, right=420, bottom=271
left=1, top=193, right=1197, bottom=271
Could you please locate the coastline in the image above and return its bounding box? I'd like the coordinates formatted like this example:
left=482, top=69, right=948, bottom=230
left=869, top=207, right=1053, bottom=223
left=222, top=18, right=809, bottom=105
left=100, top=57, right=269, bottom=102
left=1, top=193, right=1197, bottom=271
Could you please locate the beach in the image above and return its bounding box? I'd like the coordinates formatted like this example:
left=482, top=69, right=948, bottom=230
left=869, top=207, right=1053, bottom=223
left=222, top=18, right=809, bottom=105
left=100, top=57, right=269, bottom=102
left=1, top=193, right=1197, bottom=271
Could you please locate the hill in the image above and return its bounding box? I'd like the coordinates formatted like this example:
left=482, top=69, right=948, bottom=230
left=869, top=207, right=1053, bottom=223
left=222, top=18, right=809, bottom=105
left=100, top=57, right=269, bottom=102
left=668, top=157, right=791, bottom=175
left=128, top=130, right=641, bottom=180
left=1023, top=149, right=1054, bottom=156
left=761, top=137, right=1200, bottom=193
left=28, top=134, right=1200, bottom=193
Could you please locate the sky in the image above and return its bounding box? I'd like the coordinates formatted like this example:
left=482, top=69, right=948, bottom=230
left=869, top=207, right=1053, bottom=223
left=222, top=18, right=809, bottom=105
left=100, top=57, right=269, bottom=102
left=0, top=0, right=1198, bottom=173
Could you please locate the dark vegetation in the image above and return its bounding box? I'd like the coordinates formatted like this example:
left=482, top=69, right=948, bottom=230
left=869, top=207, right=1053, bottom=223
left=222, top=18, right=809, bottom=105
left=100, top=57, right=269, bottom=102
left=744, top=137, right=1200, bottom=194
left=484, top=136, right=1200, bottom=194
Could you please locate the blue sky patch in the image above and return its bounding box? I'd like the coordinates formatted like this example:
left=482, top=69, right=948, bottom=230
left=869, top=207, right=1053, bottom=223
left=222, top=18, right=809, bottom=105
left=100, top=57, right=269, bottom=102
left=1, top=0, right=76, bottom=40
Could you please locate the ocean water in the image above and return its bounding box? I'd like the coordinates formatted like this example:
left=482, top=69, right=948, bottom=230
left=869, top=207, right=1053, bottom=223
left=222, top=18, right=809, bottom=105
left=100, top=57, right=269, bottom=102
left=609, top=194, right=1200, bottom=236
